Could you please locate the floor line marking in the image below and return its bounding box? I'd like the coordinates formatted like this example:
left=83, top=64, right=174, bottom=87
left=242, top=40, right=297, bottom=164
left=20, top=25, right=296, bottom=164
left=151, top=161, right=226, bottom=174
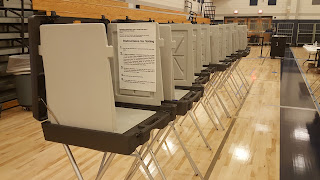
left=249, top=68, right=255, bottom=75
left=266, top=104, right=317, bottom=111
left=204, top=77, right=255, bottom=180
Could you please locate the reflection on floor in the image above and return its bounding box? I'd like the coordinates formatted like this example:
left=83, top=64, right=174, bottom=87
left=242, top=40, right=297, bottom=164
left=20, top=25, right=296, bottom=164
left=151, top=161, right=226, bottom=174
left=280, top=48, right=320, bottom=180
left=0, top=46, right=281, bottom=180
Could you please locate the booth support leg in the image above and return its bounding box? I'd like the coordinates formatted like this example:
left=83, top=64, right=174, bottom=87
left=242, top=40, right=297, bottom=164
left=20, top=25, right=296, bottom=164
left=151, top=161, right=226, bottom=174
left=188, top=111, right=212, bottom=150
left=133, top=150, right=154, bottom=180
left=202, top=96, right=225, bottom=130
left=95, top=153, right=116, bottom=180
left=235, top=68, right=249, bottom=93
left=214, top=91, right=231, bottom=118
left=125, top=144, right=148, bottom=180
left=224, top=85, right=237, bottom=108
left=149, top=148, right=166, bottom=180
left=170, top=122, right=204, bottom=179
left=126, top=129, right=166, bottom=180
left=97, top=152, right=108, bottom=175
left=202, top=94, right=220, bottom=130
left=63, top=144, right=84, bottom=180
left=230, top=75, right=244, bottom=99
left=227, top=80, right=242, bottom=104
left=238, top=66, right=250, bottom=86
left=147, top=127, right=172, bottom=167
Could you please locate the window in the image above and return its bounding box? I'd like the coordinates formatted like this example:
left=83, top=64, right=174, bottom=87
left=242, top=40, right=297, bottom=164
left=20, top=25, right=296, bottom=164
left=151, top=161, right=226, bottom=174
left=313, top=0, right=320, bottom=5
left=238, top=20, right=246, bottom=25
left=268, top=0, right=277, bottom=5
left=250, top=20, right=257, bottom=30
left=250, top=0, right=258, bottom=6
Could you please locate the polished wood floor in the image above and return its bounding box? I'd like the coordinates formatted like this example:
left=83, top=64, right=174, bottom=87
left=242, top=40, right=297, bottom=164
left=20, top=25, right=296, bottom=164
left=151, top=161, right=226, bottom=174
left=0, top=46, right=281, bottom=180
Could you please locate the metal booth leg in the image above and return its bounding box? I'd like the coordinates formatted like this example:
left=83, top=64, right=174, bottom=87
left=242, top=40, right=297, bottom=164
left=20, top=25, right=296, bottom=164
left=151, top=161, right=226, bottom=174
left=213, top=90, right=231, bottom=118
left=227, top=79, right=242, bottom=104
left=130, top=150, right=155, bottom=180
left=98, top=152, right=108, bottom=175
left=95, top=153, right=116, bottom=180
left=179, top=112, right=189, bottom=126
left=149, top=148, right=166, bottom=180
left=206, top=74, right=232, bottom=119
left=235, top=68, right=249, bottom=93
left=125, top=129, right=167, bottom=180
left=230, top=74, right=244, bottom=99
left=63, top=144, right=84, bottom=180
left=230, top=71, right=244, bottom=96
left=202, top=95, right=225, bottom=130
left=125, top=143, right=148, bottom=180
left=146, top=121, right=204, bottom=179
left=202, top=92, right=221, bottom=130
left=170, top=122, right=204, bottom=179
left=223, top=85, right=237, bottom=108
left=188, top=110, right=212, bottom=150
left=237, top=66, right=250, bottom=87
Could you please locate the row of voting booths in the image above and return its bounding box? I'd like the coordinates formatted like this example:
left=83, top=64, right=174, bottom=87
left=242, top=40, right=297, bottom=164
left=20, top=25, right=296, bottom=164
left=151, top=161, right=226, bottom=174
left=29, top=13, right=250, bottom=180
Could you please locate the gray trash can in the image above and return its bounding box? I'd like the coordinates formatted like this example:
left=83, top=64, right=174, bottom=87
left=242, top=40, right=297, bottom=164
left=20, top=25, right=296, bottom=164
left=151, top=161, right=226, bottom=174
left=6, top=54, right=32, bottom=109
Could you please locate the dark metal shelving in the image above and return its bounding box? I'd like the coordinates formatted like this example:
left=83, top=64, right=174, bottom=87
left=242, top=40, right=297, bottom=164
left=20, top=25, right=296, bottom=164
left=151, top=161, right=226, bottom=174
left=202, top=2, right=216, bottom=25
left=0, top=0, right=33, bottom=116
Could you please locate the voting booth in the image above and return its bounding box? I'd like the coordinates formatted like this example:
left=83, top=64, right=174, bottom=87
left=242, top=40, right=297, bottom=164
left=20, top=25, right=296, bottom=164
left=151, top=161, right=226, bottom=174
left=29, top=15, right=177, bottom=180
left=159, top=24, right=202, bottom=115
left=107, top=22, right=164, bottom=106
left=169, top=24, right=195, bottom=87
left=27, top=11, right=253, bottom=180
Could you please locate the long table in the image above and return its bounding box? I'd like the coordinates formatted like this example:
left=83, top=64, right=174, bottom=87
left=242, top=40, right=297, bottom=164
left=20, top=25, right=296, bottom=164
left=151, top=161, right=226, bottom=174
left=303, top=45, right=320, bottom=72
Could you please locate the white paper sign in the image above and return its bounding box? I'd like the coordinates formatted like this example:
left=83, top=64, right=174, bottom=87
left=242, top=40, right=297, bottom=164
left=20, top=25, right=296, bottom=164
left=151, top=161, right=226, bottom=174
left=117, top=23, right=157, bottom=92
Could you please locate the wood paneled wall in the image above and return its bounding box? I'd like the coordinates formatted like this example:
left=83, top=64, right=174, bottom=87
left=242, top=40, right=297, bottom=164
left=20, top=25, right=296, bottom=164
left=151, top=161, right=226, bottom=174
left=33, top=0, right=210, bottom=24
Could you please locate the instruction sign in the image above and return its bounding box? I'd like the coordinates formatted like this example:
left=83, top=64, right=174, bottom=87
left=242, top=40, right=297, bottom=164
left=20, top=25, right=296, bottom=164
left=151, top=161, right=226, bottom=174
left=117, top=23, right=157, bottom=92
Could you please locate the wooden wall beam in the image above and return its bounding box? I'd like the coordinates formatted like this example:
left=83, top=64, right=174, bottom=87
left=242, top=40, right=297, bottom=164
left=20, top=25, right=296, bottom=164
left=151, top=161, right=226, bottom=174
left=33, top=0, right=210, bottom=24
left=35, top=0, right=188, bottom=23
left=139, top=5, right=189, bottom=15
left=33, top=0, right=128, bottom=8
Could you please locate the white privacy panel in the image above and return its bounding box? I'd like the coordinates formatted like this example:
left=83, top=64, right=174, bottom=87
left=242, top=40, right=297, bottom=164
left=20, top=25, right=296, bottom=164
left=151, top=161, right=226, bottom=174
left=210, top=25, right=220, bottom=64
left=225, top=24, right=233, bottom=56
left=201, top=24, right=211, bottom=65
left=107, top=23, right=164, bottom=106
left=238, top=25, right=248, bottom=50
left=193, top=24, right=203, bottom=74
left=39, top=23, right=117, bottom=132
left=159, top=24, right=175, bottom=101
left=170, top=24, right=194, bottom=87
left=218, top=25, right=227, bottom=61
left=233, top=23, right=240, bottom=52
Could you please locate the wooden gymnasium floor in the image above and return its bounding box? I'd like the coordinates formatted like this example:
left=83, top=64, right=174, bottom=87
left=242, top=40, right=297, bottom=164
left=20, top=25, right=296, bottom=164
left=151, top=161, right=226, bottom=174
left=0, top=46, right=283, bottom=180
